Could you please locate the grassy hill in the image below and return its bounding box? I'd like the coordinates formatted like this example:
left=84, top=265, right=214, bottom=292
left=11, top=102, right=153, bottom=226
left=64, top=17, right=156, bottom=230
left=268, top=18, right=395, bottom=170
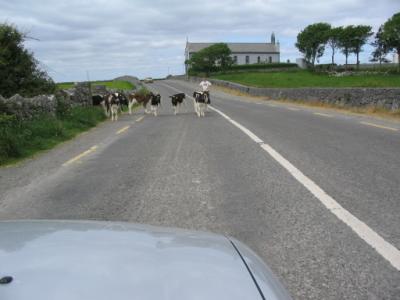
left=57, top=80, right=135, bottom=90
left=212, top=70, right=400, bottom=88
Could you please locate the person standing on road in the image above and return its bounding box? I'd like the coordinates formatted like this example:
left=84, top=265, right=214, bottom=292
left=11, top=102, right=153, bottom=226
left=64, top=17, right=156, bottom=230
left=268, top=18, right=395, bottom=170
left=199, top=79, right=212, bottom=104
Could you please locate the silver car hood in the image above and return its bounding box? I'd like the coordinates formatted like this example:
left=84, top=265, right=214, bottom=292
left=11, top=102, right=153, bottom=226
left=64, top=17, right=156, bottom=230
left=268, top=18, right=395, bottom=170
left=0, top=220, right=291, bottom=300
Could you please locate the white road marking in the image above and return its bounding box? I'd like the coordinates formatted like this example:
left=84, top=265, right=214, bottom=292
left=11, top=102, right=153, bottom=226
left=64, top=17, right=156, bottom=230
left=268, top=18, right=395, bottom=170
left=161, top=85, right=400, bottom=270
left=314, top=112, right=332, bottom=118
left=116, top=125, right=130, bottom=134
left=62, top=146, right=98, bottom=166
left=162, top=83, right=400, bottom=269
left=208, top=104, right=400, bottom=271
left=136, top=116, right=145, bottom=122
left=360, top=121, right=398, bottom=132
left=287, top=107, right=300, bottom=111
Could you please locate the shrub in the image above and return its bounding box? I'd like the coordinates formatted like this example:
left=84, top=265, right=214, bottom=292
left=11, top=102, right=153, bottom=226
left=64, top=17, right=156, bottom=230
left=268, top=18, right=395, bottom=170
left=0, top=106, right=106, bottom=166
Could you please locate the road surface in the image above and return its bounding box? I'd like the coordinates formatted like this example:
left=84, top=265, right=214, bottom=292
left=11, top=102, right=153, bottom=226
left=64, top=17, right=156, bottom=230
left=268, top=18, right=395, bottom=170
left=1, top=79, right=399, bottom=299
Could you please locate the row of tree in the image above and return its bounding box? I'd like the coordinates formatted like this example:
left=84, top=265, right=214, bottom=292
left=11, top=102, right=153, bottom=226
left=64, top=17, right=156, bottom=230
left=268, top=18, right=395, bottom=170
left=295, top=12, right=400, bottom=70
left=0, top=23, right=55, bottom=98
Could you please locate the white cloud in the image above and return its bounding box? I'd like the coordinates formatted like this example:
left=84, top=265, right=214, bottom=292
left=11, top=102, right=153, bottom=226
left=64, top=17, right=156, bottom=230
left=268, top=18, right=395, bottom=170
left=0, top=0, right=398, bottom=81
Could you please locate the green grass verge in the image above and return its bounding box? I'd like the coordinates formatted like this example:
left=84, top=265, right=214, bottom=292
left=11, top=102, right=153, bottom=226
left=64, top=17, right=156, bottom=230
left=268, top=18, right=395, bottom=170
left=57, top=80, right=135, bottom=90
left=0, top=107, right=106, bottom=166
left=212, top=70, right=400, bottom=88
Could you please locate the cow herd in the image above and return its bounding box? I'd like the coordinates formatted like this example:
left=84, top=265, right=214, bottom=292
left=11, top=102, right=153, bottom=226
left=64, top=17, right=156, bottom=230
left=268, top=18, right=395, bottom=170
left=93, top=90, right=210, bottom=121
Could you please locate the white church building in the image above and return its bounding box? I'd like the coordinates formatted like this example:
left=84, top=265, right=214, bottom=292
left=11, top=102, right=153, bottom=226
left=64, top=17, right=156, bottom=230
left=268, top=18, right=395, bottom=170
left=185, top=33, right=280, bottom=72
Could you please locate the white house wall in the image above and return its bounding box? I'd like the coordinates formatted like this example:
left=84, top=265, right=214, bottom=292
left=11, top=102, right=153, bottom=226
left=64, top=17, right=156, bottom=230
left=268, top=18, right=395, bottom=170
left=232, top=53, right=280, bottom=65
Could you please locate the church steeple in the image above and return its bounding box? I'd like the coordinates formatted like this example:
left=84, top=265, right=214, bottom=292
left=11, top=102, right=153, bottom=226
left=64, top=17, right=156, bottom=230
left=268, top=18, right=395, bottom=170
left=271, top=32, right=276, bottom=44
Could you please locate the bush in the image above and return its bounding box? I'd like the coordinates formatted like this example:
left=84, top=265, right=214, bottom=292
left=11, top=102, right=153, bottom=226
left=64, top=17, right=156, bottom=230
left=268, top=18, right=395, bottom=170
left=314, top=64, right=337, bottom=72
left=0, top=106, right=106, bottom=166
left=228, top=62, right=298, bottom=71
left=135, top=87, right=151, bottom=96
left=189, top=63, right=298, bottom=76
left=0, top=23, right=56, bottom=97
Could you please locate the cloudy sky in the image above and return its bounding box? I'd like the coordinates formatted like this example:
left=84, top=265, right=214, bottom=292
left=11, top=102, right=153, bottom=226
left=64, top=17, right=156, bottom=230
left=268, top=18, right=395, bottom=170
left=1, top=0, right=398, bottom=82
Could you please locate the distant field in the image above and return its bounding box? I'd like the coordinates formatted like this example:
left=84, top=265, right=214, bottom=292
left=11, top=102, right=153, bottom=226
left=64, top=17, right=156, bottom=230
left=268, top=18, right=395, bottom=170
left=212, top=70, right=400, bottom=88
left=57, top=80, right=135, bottom=90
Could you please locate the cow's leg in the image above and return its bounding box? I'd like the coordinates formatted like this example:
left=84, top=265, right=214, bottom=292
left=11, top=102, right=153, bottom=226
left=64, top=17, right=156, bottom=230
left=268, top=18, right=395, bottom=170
left=128, top=100, right=136, bottom=115
left=111, top=105, right=118, bottom=121
left=143, top=102, right=148, bottom=114
left=101, top=101, right=108, bottom=117
left=183, top=100, right=187, bottom=112
left=193, top=99, right=197, bottom=114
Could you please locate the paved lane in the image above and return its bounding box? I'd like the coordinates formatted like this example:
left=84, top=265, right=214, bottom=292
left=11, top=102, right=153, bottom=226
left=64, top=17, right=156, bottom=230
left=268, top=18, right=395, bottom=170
left=164, top=79, right=400, bottom=250
left=0, top=81, right=399, bottom=299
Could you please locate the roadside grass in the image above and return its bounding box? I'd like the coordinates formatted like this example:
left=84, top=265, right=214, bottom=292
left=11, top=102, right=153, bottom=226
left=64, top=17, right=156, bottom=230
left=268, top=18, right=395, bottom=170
left=213, top=85, right=400, bottom=121
left=212, top=70, right=400, bottom=88
left=57, top=80, right=135, bottom=90
left=0, top=106, right=106, bottom=166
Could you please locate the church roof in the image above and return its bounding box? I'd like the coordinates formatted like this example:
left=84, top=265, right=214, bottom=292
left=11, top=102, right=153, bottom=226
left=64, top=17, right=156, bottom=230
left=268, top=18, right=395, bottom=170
left=186, top=42, right=279, bottom=54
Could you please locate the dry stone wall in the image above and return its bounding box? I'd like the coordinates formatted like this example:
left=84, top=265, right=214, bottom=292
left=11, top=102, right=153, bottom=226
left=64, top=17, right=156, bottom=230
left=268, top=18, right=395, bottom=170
left=187, top=77, right=400, bottom=111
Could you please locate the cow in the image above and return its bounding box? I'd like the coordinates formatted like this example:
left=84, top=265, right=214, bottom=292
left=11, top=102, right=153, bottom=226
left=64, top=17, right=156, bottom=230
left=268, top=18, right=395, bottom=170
left=149, top=92, right=161, bottom=116
left=169, top=93, right=186, bottom=115
left=193, top=91, right=208, bottom=117
left=92, top=95, right=104, bottom=106
left=104, top=93, right=123, bottom=121
left=127, top=92, right=152, bottom=115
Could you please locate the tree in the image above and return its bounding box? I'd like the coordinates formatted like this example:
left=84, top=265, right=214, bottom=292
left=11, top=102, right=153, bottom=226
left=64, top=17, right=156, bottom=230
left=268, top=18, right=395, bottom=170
left=350, top=25, right=373, bottom=69
left=327, top=27, right=343, bottom=66
left=0, top=23, right=55, bottom=98
left=370, top=26, right=390, bottom=65
left=295, top=23, right=331, bottom=67
left=187, top=43, right=233, bottom=75
left=381, top=12, right=400, bottom=71
left=338, top=25, right=356, bottom=68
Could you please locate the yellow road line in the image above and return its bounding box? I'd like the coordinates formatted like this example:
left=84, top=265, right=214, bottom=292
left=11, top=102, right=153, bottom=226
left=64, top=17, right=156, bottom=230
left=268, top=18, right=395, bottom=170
left=314, top=112, right=332, bottom=118
left=136, top=116, right=145, bottom=122
left=116, top=125, right=130, bottom=134
left=360, top=122, right=398, bottom=132
left=62, top=146, right=98, bottom=166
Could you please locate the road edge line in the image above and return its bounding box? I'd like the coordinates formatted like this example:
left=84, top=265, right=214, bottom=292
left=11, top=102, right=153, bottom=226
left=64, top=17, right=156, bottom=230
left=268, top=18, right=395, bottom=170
left=208, top=104, right=400, bottom=271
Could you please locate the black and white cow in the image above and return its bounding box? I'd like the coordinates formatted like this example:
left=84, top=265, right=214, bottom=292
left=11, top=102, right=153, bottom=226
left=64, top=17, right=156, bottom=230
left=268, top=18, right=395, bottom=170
left=169, top=93, right=186, bottom=115
left=92, top=95, right=104, bottom=106
left=193, top=91, right=208, bottom=117
left=149, top=92, right=161, bottom=116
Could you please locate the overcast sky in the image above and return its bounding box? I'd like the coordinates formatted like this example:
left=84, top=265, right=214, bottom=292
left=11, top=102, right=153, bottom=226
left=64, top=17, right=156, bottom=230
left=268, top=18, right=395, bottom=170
left=1, top=0, right=398, bottom=82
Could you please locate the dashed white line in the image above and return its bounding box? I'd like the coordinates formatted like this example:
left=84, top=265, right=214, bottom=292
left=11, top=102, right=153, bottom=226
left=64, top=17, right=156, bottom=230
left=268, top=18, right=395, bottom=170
left=314, top=112, right=332, bottom=118
left=360, top=121, right=398, bottom=132
left=287, top=107, right=300, bottom=111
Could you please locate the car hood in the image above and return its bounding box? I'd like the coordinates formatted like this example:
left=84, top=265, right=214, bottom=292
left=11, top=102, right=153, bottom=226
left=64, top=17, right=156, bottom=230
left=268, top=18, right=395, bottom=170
left=0, top=220, right=290, bottom=300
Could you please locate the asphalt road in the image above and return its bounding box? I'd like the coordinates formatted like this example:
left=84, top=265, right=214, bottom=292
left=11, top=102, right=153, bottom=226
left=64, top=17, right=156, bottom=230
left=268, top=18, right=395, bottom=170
left=1, top=79, right=399, bottom=299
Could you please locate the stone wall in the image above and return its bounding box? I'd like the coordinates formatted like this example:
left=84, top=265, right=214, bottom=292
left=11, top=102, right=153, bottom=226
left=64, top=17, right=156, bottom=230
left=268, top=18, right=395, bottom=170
left=0, top=79, right=139, bottom=120
left=0, top=94, right=57, bottom=120
left=0, top=83, right=93, bottom=120
left=187, top=77, right=400, bottom=110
